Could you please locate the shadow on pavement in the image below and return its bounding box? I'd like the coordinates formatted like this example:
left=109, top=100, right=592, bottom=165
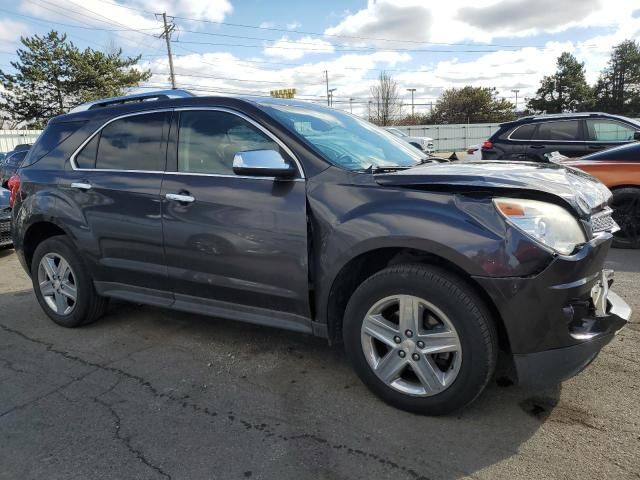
left=0, top=288, right=560, bottom=480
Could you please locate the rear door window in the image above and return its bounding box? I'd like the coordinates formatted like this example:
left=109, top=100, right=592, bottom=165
left=75, top=111, right=170, bottom=171
left=96, top=112, right=169, bottom=171
left=534, top=121, right=582, bottom=141
left=585, top=119, right=635, bottom=142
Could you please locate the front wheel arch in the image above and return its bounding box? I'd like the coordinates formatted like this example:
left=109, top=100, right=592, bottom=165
left=324, top=247, right=510, bottom=353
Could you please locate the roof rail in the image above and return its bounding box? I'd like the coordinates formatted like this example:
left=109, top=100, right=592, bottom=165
left=69, top=89, right=195, bottom=113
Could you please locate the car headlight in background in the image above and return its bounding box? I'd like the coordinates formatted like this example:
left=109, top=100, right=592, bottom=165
left=493, top=198, right=587, bottom=255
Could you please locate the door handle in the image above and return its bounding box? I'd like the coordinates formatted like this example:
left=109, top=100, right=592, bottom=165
left=588, top=145, right=605, bottom=149
left=71, top=182, right=92, bottom=191
left=165, top=193, right=195, bottom=203
left=530, top=145, right=545, bottom=149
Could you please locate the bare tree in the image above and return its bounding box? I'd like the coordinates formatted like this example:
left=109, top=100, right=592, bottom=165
left=369, top=71, right=402, bottom=126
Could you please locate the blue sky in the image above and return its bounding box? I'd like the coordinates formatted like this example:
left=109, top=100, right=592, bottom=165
left=1, top=0, right=639, bottom=116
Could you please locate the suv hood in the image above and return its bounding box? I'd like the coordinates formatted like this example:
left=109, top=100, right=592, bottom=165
left=375, top=161, right=611, bottom=216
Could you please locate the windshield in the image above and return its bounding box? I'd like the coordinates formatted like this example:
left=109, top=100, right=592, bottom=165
left=259, top=102, right=424, bottom=171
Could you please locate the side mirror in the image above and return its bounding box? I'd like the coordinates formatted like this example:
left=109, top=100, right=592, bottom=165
left=634, top=131, right=640, bottom=141
left=232, top=150, right=296, bottom=178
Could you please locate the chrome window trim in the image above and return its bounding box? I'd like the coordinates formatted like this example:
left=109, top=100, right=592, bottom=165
left=69, top=108, right=173, bottom=173
left=69, top=106, right=306, bottom=179
left=173, top=106, right=305, bottom=179
left=507, top=118, right=636, bottom=143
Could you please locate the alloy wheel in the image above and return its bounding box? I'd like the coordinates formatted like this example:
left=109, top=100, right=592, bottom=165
left=360, top=294, right=462, bottom=397
left=37, top=253, right=77, bottom=316
left=612, top=196, right=640, bottom=245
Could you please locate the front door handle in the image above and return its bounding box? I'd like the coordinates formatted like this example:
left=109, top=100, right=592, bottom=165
left=530, top=145, right=545, bottom=149
left=165, top=193, right=195, bottom=203
left=71, top=182, right=92, bottom=191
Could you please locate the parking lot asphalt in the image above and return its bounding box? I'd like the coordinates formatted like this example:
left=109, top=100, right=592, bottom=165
left=0, top=247, right=639, bottom=480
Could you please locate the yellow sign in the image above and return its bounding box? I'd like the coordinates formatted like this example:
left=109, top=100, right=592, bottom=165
left=270, top=88, right=296, bottom=99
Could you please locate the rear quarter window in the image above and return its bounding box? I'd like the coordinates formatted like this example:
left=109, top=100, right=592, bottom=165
left=509, top=124, right=536, bottom=140
left=23, top=121, right=86, bottom=167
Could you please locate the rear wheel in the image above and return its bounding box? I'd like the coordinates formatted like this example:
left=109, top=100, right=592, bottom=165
left=343, top=264, right=497, bottom=415
left=31, top=236, right=107, bottom=327
left=611, top=187, right=640, bottom=249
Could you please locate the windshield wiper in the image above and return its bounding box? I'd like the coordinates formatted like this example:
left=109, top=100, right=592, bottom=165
left=358, top=165, right=412, bottom=174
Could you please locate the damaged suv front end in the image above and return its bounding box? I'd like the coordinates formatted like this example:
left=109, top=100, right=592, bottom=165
left=373, top=160, right=631, bottom=386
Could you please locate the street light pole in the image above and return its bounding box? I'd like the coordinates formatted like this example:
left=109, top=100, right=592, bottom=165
left=349, top=98, right=354, bottom=114
left=406, top=88, right=416, bottom=117
left=511, top=89, right=520, bottom=111
left=328, top=88, right=337, bottom=107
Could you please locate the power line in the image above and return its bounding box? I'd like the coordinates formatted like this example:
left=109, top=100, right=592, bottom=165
left=150, top=70, right=317, bottom=86
left=0, top=7, right=161, bottom=33
left=171, top=39, right=519, bottom=54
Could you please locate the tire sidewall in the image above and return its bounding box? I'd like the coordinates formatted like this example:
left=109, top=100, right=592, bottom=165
left=31, top=236, right=94, bottom=327
left=611, top=188, right=640, bottom=249
left=343, top=265, right=496, bottom=415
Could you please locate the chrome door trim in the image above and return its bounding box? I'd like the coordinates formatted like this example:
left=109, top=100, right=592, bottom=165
left=507, top=118, right=637, bottom=143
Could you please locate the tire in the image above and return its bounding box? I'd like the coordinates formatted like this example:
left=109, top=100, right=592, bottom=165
left=31, top=235, right=107, bottom=327
left=343, top=264, right=497, bottom=415
left=611, top=187, right=640, bottom=249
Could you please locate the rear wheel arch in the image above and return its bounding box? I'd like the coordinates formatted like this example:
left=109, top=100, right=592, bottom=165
left=324, top=246, right=510, bottom=352
left=23, top=221, right=67, bottom=271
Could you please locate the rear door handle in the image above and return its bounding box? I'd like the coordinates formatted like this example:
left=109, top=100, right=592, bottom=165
left=530, top=145, right=545, bottom=149
left=165, top=193, right=195, bottom=203
left=71, top=182, right=92, bottom=191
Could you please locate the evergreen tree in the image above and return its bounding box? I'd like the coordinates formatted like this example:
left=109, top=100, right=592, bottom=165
left=527, top=52, right=593, bottom=113
left=0, top=31, right=151, bottom=128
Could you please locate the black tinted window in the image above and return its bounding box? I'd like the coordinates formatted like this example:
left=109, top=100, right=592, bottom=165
left=95, top=112, right=168, bottom=171
left=178, top=110, right=278, bottom=175
left=534, top=121, right=581, bottom=141
left=28, top=121, right=85, bottom=165
left=510, top=124, right=536, bottom=140
left=75, top=135, right=99, bottom=169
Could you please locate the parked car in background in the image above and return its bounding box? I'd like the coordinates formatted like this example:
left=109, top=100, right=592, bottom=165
left=384, top=127, right=435, bottom=153
left=0, top=187, right=11, bottom=248
left=9, top=90, right=630, bottom=415
left=482, top=113, right=640, bottom=162
left=0, top=147, right=30, bottom=188
left=561, top=142, right=640, bottom=249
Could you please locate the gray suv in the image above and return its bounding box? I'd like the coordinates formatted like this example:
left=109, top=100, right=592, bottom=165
left=10, top=90, right=630, bottom=414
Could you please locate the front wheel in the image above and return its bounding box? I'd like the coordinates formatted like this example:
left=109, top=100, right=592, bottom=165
left=343, top=264, right=497, bottom=415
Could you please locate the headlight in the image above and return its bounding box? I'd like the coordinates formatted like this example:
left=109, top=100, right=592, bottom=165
left=493, top=198, right=587, bottom=255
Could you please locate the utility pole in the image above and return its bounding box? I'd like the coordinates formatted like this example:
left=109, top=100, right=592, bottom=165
left=406, top=88, right=416, bottom=116
left=511, top=89, right=520, bottom=111
left=324, top=70, right=330, bottom=106
left=349, top=98, right=354, bottom=114
left=156, top=12, right=176, bottom=89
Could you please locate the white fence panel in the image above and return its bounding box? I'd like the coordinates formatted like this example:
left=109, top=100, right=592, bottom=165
left=0, top=130, right=42, bottom=153
left=394, top=123, right=502, bottom=152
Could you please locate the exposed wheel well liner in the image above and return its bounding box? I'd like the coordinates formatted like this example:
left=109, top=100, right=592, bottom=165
left=326, top=247, right=510, bottom=351
left=23, top=222, right=66, bottom=270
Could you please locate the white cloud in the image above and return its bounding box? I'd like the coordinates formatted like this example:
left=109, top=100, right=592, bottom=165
left=0, top=19, right=29, bottom=45
left=324, top=0, right=640, bottom=44
left=263, top=36, right=335, bottom=60
left=286, top=21, right=302, bottom=30
left=259, top=21, right=275, bottom=29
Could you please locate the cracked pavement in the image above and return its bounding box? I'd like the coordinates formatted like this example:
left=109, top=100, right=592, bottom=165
left=0, top=247, right=639, bottom=479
